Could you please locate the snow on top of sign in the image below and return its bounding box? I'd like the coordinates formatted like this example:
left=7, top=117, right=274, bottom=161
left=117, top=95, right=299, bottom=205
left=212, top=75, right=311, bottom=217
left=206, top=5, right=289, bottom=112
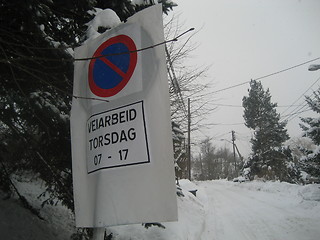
left=86, top=8, right=121, bottom=41
left=132, top=0, right=146, bottom=5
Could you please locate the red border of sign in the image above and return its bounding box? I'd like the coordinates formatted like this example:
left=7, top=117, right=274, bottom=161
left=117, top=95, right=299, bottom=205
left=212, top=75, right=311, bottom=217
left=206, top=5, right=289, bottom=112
left=88, top=35, right=137, bottom=97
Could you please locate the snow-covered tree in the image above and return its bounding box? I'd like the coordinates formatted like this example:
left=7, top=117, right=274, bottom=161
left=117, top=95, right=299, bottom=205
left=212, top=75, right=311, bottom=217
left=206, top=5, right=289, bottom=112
left=172, top=121, right=187, bottom=179
left=199, top=138, right=216, bottom=180
left=299, top=90, right=320, bottom=178
left=242, top=80, right=291, bottom=181
left=0, top=0, right=95, bottom=210
left=193, top=138, right=236, bottom=180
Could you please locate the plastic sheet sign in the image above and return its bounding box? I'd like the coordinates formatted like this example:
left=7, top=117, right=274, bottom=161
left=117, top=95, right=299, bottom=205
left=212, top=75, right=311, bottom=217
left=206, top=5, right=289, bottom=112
left=71, top=5, right=178, bottom=227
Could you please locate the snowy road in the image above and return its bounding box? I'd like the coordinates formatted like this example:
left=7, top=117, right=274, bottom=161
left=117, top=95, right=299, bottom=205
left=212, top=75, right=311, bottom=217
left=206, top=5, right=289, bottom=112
left=198, top=181, right=320, bottom=240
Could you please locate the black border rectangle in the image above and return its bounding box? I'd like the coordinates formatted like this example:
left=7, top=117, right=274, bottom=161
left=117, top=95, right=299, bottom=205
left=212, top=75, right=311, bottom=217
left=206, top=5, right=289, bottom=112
left=87, top=100, right=150, bottom=174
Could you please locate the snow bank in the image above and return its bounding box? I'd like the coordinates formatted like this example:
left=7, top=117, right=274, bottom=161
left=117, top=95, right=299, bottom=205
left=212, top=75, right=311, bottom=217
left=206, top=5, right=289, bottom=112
left=1, top=175, right=75, bottom=239
left=108, top=179, right=206, bottom=240
left=215, top=179, right=320, bottom=217
left=232, top=179, right=320, bottom=201
left=3, top=177, right=208, bottom=240
left=0, top=192, right=68, bottom=240
left=299, top=184, right=320, bottom=201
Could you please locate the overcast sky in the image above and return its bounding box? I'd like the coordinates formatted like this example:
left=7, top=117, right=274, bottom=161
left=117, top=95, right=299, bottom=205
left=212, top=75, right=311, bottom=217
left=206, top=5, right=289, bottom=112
left=171, top=0, right=320, bottom=156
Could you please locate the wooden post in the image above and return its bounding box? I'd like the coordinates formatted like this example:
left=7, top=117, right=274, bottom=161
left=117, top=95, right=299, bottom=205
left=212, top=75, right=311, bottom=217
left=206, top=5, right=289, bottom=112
left=231, top=130, right=237, bottom=175
left=93, top=228, right=105, bottom=240
left=199, top=153, right=203, bottom=180
left=188, top=98, right=191, bottom=181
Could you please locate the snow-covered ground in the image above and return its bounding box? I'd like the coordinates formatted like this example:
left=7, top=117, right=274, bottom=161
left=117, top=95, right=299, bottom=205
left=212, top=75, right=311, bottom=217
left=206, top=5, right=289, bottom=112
left=198, top=180, right=320, bottom=240
left=108, top=180, right=320, bottom=240
left=1, top=178, right=320, bottom=239
left=0, top=175, right=75, bottom=240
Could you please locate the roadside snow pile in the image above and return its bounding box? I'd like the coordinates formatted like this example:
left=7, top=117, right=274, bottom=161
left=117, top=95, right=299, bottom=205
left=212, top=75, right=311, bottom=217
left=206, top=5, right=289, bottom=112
left=1, top=178, right=207, bottom=240
left=299, top=184, right=320, bottom=201
left=108, top=179, right=206, bottom=240
left=0, top=175, right=76, bottom=240
left=0, top=192, right=62, bottom=240
left=232, top=179, right=320, bottom=201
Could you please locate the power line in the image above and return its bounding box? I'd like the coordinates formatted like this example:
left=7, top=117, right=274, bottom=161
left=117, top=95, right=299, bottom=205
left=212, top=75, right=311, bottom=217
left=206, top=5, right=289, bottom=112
left=76, top=29, right=194, bottom=61
left=212, top=103, right=243, bottom=108
left=286, top=102, right=311, bottom=121
left=212, top=81, right=249, bottom=94
left=212, top=103, right=304, bottom=108
left=211, top=57, right=320, bottom=94
left=215, top=131, right=232, bottom=138
left=282, top=108, right=312, bottom=122
left=280, top=76, right=320, bottom=118
left=210, top=131, right=231, bottom=140
left=281, top=90, right=319, bottom=123
left=166, top=45, right=188, bottom=119
left=235, top=131, right=252, bottom=140
left=2, top=27, right=195, bottom=104
left=253, top=57, right=320, bottom=81
left=282, top=93, right=318, bottom=123
left=1, top=28, right=195, bottom=63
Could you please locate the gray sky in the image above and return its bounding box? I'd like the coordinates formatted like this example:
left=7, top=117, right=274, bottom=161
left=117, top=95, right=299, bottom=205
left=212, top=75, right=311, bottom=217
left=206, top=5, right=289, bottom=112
left=172, top=0, right=320, bottom=156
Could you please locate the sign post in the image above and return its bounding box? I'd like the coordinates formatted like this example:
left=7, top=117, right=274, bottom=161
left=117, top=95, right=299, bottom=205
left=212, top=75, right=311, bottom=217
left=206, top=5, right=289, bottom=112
left=71, top=4, right=178, bottom=228
left=93, top=228, right=105, bottom=240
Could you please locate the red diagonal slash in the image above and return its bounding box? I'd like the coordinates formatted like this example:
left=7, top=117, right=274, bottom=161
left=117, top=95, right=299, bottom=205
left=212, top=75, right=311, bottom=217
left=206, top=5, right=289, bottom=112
left=98, top=57, right=126, bottom=78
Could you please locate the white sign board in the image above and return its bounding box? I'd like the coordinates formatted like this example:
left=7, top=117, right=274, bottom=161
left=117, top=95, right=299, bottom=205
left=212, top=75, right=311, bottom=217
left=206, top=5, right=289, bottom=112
left=71, top=5, right=178, bottom=227
left=87, top=101, right=149, bottom=173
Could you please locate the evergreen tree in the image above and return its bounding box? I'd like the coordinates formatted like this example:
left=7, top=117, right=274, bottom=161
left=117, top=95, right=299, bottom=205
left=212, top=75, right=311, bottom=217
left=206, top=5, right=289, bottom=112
left=242, top=80, right=290, bottom=180
left=194, top=138, right=235, bottom=180
left=0, top=0, right=95, bottom=210
left=299, top=90, right=320, bottom=178
left=200, top=137, right=215, bottom=180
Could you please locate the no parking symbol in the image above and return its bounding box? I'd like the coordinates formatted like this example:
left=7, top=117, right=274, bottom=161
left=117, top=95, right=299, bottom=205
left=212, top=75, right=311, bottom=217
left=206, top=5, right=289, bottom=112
left=88, top=35, right=138, bottom=97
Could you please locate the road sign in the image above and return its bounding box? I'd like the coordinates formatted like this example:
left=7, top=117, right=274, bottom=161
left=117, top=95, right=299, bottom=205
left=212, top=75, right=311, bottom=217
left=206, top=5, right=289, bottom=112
left=88, top=35, right=138, bottom=97
left=71, top=4, right=177, bottom=227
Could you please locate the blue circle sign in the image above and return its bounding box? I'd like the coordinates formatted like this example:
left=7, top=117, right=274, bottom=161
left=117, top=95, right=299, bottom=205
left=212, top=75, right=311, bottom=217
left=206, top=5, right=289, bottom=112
left=88, top=35, right=138, bottom=97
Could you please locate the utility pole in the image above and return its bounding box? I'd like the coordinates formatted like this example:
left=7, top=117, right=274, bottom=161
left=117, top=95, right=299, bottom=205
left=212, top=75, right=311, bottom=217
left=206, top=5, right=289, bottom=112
left=199, top=153, right=203, bottom=180
left=231, top=130, right=237, bottom=175
left=188, top=98, right=191, bottom=181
